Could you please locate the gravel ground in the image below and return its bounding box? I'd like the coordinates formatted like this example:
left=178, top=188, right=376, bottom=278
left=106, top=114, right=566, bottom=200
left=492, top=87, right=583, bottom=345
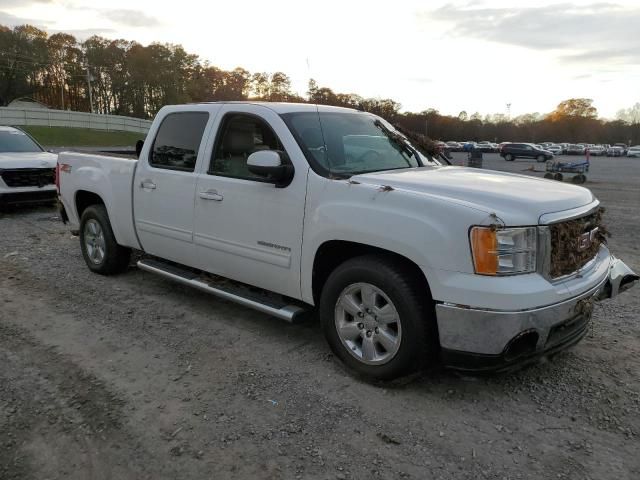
left=1, top=154, right=639, bottom=479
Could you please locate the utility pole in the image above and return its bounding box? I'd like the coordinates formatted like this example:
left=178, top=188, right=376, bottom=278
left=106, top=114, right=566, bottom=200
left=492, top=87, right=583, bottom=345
left=85, top=57, right=94, bottom=113
left=506, top=103, right=512, bottom=119
left=425, top=119, right=428, bottom=138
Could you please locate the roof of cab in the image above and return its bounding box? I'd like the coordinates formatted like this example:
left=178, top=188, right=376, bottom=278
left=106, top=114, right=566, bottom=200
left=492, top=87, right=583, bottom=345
left=166, top=101, right=362, bottom=115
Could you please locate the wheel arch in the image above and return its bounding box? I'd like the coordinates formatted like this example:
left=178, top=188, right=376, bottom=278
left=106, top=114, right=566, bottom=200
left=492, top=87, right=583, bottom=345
left=75, top=190, right=105, bottom=220
left=311, top=240, right=433, bottom=306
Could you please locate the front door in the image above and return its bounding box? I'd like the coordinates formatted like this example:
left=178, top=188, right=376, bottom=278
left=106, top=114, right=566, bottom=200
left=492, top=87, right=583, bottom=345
left=193, top=105, right=308, bottom=299
left=134, top=110, right=212, bottom=266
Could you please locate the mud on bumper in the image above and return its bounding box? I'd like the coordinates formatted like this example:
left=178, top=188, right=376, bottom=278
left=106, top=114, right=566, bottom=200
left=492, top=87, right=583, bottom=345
left=437, top=257, right=638, bottom=372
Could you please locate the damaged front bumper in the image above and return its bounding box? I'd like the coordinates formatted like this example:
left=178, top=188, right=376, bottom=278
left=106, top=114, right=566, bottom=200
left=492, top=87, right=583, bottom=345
left=437, top=256, right=638, bottom=372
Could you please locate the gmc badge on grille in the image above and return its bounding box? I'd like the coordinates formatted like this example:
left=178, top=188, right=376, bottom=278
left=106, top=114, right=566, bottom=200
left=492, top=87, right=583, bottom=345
left=578, top=227, right=599, bottom=252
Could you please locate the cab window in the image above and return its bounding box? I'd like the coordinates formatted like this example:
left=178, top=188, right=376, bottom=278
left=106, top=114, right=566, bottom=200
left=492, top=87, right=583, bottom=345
left=209, top=114, right=285, bottom=180
left=149, top=112, right=209, bottom=172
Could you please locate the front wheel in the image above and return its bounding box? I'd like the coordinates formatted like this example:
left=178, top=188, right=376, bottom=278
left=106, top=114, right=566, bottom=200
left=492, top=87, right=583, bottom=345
left=536, top=155, right=546, bottom=162
left=80, top=205, right=131, bottom=275
left=319, top=255, right=437, bottom=381
left=505, top=153, right=514, bottom=161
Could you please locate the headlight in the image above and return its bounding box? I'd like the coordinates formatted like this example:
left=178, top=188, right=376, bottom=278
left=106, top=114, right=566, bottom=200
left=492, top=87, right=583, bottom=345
left=470, top=226, right=537, bottom=275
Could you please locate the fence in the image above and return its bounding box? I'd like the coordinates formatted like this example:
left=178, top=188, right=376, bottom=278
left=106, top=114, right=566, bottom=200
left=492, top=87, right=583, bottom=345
left=0, top=107, right=152, bottom=134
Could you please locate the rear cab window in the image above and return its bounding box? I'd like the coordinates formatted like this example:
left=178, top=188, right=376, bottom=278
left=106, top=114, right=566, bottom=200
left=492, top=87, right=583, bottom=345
left=149, top=112, right=209, bottom=172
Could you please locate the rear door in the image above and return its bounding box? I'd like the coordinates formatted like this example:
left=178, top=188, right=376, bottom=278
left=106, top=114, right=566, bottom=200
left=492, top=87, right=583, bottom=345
left=133, top=109, right=214, bottom=266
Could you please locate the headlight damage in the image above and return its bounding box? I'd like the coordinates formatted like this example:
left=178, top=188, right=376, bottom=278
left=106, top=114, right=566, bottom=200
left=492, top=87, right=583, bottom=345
left=470, top=226, right=537, bottom=275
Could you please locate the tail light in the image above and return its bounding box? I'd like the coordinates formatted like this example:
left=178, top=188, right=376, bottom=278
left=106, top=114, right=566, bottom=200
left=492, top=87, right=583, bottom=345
left=55, top=162, right=61, bottom=193
left=55, top=163, right=71, bottom=194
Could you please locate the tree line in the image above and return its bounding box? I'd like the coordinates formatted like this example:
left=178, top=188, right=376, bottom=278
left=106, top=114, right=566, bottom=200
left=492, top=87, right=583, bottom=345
left=1, top=24, right=639, bottom=144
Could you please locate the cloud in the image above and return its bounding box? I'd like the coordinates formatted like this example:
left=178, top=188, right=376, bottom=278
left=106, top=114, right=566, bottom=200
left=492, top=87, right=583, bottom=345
left=0, top=11, right=40, bottom=26
left=0, top=0, right=52, bottom=7
left=424, top=3, right=640, bottom=64
left=101, top=9, right=162, bottom=28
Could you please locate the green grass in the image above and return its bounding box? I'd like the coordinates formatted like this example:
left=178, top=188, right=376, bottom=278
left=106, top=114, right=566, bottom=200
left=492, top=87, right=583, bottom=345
left=22, top=126, right=144, bottom=147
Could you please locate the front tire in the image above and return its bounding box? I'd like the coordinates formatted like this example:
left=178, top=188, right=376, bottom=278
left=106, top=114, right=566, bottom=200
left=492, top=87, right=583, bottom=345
left=536, top=155, right=546, bottom=162
left=319, top=255, right=437, bottom=381
left=505, top=153, right=514, bottom=161
left=80, top=205, right=131, bottom=275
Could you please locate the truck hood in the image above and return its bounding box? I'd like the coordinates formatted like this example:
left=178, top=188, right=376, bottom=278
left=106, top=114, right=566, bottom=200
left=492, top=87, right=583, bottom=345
left=0, top=152, right=57, bottom=170
left=352, top=166, right=594, bottom=225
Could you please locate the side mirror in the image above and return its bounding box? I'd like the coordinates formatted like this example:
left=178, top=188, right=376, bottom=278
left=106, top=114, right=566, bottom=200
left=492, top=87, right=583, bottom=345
left=247, top=150, right=294, bottom=187
left=135, top=139, right=144, bottom=159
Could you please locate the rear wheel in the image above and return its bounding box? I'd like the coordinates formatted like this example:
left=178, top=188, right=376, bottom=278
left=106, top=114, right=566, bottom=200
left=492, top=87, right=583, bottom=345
left=554, top=173, right=564, bottom=181
left=319, top=255, right=437, bottom=381
left=544, top=172, right=554, bottom=179
left=505, top=153, right=514, bottom=161
left=80, top=205, right=131, bottom=275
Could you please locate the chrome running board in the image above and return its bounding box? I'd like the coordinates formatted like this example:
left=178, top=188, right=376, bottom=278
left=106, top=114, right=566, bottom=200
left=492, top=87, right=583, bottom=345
left=137, top=258, right=308, bottom=323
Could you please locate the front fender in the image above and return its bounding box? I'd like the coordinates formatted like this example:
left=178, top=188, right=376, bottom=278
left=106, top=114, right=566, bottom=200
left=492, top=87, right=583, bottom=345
left=300, top=173, right=487, bottom=304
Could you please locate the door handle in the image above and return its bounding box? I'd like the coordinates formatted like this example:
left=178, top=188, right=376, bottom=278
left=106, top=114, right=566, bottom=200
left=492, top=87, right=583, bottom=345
left=140, top=180, right=156, bottom=190
left=199, top=190, right=223, bottom=201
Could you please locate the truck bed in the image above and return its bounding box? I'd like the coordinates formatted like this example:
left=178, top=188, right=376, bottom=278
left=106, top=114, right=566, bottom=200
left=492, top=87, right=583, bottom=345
left=57, top=151, right=141, bottom=250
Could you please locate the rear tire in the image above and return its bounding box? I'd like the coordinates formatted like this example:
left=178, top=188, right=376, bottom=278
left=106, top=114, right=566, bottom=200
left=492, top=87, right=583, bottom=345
left=554, top=173, right=564, bottom=181
left=319, top=255, right=437, bottom=381
left=505, top=153, right=514, bottom=161
left=544, top=173, right=554, bottom=179
left=80, top=205, right=131, bottom=275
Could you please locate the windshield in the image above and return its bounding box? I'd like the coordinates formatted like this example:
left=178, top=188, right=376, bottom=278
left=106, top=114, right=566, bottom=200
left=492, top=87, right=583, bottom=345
left=0, top=130, right=43, bottom=153
left=281, top=111, right=425, bottom=177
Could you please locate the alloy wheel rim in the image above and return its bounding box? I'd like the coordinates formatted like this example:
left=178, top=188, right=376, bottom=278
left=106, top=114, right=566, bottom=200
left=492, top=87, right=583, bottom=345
left=84, top=219, right=106, bottom=265
left=334, top=282, right=402, bottom=365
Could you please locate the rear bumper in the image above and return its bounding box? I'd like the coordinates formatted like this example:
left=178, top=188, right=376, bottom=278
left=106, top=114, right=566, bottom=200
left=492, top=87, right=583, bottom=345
left=0, top=188, right=57, bottom=206
left=437, top=257, right=638, bottom=372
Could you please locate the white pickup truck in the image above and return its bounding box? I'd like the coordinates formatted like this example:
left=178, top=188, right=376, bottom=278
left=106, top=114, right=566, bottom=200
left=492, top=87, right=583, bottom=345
left=57, top=102, right=638, bottom=380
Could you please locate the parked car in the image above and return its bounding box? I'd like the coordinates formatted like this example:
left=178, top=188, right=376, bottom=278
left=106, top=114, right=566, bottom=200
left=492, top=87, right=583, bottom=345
left=627, top=145, right=640, bottom=157
left=57, top=102, right=638, bottom=380
left=445, top=141, right=463, bottom=152
left=474, top=143, right=495, bottom=153
left=566, top=144, right=586, bottom=155
left=614, top=143, right=628, bottom=154
left=547, top=144, right=563, bottom=155
left=586, top=146, right=606, bottom=156
left=499, top=143, right=554, bottom=162
left=607, top=146, right=625, bottom=157
left=0, top=126, right=57, bottom=208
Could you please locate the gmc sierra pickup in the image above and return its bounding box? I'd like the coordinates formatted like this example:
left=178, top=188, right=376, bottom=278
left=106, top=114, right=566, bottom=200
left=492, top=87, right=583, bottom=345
left=57, top=102, right=638, bottom=380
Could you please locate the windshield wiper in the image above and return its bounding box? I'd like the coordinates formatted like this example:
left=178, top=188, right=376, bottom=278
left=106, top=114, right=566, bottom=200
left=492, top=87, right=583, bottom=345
left=373, top=119, right=419, bottom=166
left=391, top=123, right=452, bottom=166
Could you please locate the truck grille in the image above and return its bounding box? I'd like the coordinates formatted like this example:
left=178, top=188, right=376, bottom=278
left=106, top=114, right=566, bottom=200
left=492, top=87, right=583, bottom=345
left=549, top=208, right=606, bottom=278
left=0, top=168, right=55, bottom=188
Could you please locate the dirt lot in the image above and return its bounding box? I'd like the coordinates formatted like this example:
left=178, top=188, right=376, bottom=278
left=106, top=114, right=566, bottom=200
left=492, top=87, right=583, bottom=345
left=1, top=154, right=639, bottom=479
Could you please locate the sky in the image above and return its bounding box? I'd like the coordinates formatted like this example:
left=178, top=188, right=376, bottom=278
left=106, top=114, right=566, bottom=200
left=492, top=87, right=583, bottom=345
left=2, top=0, right=639, bottom=119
